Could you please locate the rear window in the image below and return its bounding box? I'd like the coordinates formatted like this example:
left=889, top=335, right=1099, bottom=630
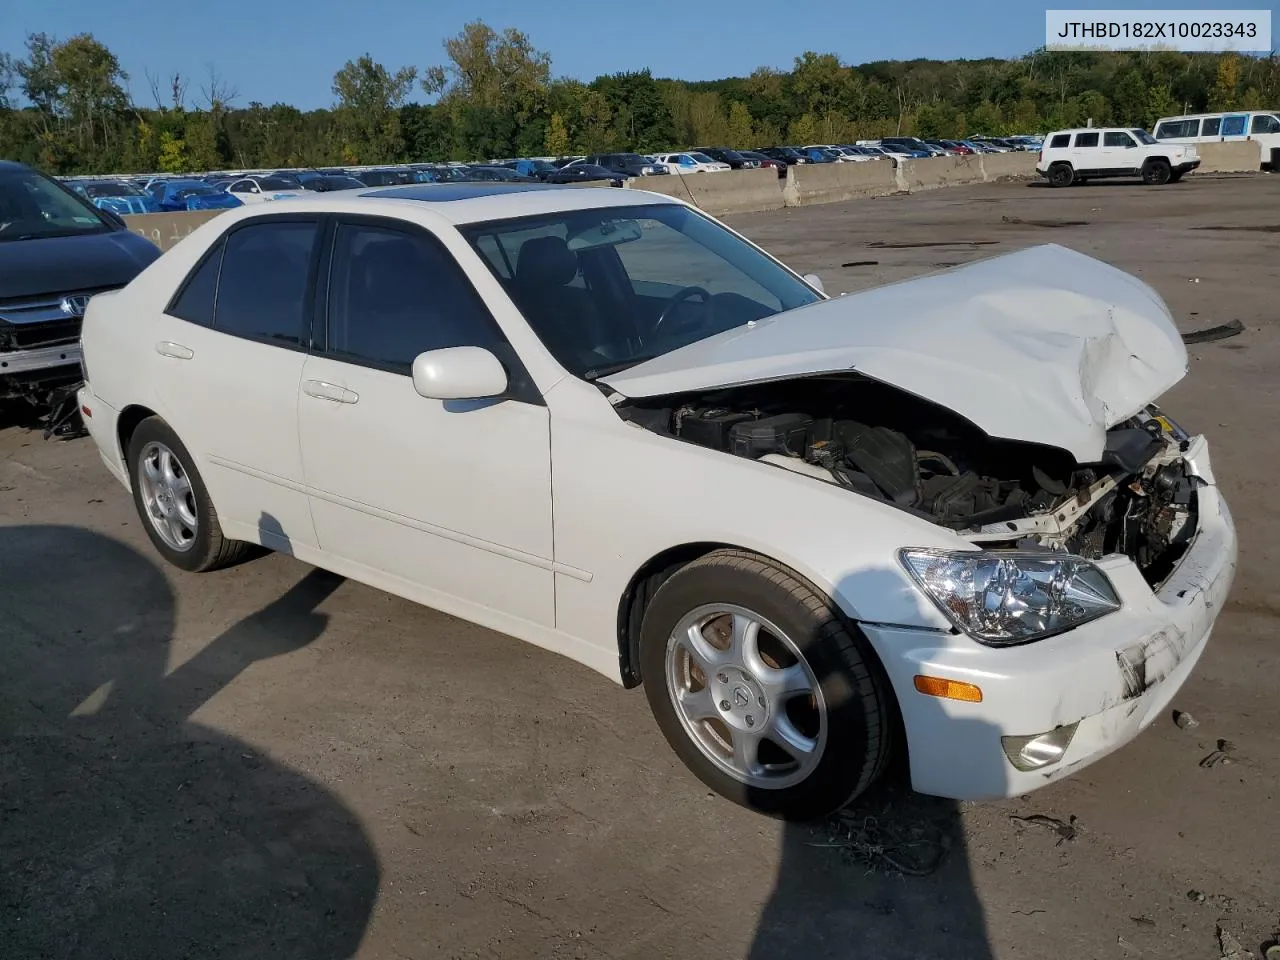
left=1074, top=132, right=1100, bottom=148
left=1050, top=134, right=1071, bottom=148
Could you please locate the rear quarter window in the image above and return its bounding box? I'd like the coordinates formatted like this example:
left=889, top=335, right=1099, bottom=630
left=166, top=241, right=224, bottom=326
left=1049, top=134, right=1071, bottom=148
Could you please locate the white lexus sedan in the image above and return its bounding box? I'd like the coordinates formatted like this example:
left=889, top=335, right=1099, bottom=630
left=78, top=183, right=1236, bottom=819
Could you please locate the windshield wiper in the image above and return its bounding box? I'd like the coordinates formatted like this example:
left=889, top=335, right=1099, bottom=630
left=583, top=356, right=657, bottom=380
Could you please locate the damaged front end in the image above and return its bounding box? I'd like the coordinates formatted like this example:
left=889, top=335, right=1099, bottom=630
left=0, top=300, right=90, bottom=439
left=619, top=373, right=1199, bottom=590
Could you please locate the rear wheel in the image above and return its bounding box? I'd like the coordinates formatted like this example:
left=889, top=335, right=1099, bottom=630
left=1142, top=159, right=1172, bottom=185
left=639, top=550, right=890, bottom=820
left=1047, top=163, right=1074, bottom=188
left=127, top=417, right=254, bottom=572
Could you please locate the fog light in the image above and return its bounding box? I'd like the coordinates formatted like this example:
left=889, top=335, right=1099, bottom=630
left=1001, top=722, right=1079, bottom=772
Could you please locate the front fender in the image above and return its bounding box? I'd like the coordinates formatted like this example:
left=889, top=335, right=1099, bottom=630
left=545, top=379, right=960, bottom=654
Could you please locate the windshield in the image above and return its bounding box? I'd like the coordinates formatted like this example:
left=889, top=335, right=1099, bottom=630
left=175, top=183, right=217, bottom=197
left=1130, top=129, right=1158, bottom=145
left=0, top=169, right=110, bottom=241
left=84, top=181, right=143, bottom=197
left=461, top=203, right=822, bottom=379
left=258, top=177, right=297, bottom=191
left=689, top=152, right=716, bottom=163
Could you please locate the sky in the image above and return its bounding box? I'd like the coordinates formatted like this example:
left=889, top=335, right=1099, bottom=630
left=3, top=0, right=1277, bottom=110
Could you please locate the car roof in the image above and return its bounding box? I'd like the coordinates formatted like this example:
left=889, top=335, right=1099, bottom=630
left=213, top=183, right=681, bottom=226
left=1047, top=127, right=1140, bottom=135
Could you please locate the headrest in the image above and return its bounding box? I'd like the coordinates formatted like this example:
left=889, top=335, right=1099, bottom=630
left=515, top=235, right=578, bottom=287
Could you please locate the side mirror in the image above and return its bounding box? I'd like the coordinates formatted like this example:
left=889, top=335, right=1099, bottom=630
left=802, top=273, right=825, bottom=294
left=411, top=346, right=508, bottom=400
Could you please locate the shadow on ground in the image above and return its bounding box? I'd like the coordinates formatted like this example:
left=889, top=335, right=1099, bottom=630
left=0, top=523, right=378, bottom=959
left=748, top=566, right=996, bottom=959
left=748, top=779, right=992, bottom=959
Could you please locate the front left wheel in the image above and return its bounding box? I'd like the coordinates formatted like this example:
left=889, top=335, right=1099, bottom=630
left=639, top=550, right=891, bottom=820
left=1142, top=159, right=1172, bottom=185
left=127, top=417, right=253, bottom=572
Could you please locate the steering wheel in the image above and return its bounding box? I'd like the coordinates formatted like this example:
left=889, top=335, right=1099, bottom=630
left=652, top=286, right=711, bottom=337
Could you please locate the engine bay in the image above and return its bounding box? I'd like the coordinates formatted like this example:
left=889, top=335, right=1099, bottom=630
left=619, top=374, right=1199, bottom=586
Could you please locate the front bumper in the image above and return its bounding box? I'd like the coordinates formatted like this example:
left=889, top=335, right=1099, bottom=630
left=0, top=341, right=82, bottom=376
left=862, top=436, right=1237, bottom=800
left=1176, top=159, right=1201, bottom=174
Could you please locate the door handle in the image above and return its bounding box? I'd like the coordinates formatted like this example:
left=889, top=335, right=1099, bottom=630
left=156, top=341, right=194, bottom=360
left=302, top=379, right=359, bottom=404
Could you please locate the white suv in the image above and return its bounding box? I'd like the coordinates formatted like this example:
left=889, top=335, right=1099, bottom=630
left=1036, top=128, right=1199, bottom=187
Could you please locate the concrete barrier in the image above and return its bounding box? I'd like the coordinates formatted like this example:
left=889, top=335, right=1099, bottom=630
left=782, top=160, right=898, bottom=206
left=679, top=168, right=784, bottom=215
left=895, top=155, right=984, bottom=192
left=979, top=152, right=1039, bottom=181
left=123, top=210, right=228, bottom=252
left=1193, top=140, right=1263, bottom=173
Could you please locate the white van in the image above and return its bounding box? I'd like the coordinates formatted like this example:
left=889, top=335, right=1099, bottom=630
left=1152, top=111, right=1280, bottom=169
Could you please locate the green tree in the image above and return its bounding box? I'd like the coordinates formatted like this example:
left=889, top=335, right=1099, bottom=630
left=544, top=111, right=569, bottom=156
left=726, top=101, right=754, bottom=147
left=332, top=54, right=416, bottom=163
left=1210, top=54, right=1241, bottom=109
left=157, top=130, right=187, bottom=171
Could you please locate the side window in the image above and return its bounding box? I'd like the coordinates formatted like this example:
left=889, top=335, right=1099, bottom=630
left=1251, top=114, right=1280, bottom=134
left=1221, top=115, right=1247, bottom=136
left=1103, top=131, right=1135, bottom=147
left=1074, top=132, right=1100, bottom=148
left=229, top=181, right=249, bottom=193
left=326, top=222, right=507, bottom=373
left=215, top=220, right=318, bottom=345
left=167, top=240, right=224, bottom=327
left=1201, top=117, right=1221, bottom=136
left=1050, top=134, right=1071, bottom=148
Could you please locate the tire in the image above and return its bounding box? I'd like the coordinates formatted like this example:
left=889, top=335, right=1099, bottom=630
left=1168, top=171, right=1184, bottom=183
left=1142, top=159, right=1171, bottom=185
left=1047, top=163, right=1074, bottom=188
left=639, top=549, right=890, bottom=820
left=127, top=417, right=253, bottom=572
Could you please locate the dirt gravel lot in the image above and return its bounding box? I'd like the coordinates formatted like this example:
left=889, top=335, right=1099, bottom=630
left=2, top=175, right=1278, bottom=960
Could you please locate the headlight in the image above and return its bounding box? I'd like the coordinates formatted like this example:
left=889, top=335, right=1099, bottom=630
left=641, top=165, right=657, bottom=175
left=899, top=549, right=1120, bottom=645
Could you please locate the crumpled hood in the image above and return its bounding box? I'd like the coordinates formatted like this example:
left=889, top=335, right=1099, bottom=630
left=602, top=244, right=1188, bottom=462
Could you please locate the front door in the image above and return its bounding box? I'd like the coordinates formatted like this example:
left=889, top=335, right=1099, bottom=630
left=297, top=216, right=555, bottom=626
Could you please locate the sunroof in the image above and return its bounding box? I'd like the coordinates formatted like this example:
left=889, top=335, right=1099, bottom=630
left=366, top=182, right=574, bottom=202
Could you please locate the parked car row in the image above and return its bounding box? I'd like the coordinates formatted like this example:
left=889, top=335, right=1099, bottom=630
left=60, top=133, right=1049, bottom=210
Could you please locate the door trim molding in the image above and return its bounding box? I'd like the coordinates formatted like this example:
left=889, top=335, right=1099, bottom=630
left=207, top=454, right=592, bottom=582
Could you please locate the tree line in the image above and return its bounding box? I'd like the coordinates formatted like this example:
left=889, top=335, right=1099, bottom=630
left=0, top=22, right=1276, bottom=176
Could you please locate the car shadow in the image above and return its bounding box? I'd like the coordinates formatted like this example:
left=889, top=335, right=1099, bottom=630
left=747, top=566, right=1000, bottom=959
left=0, top=519, right=379, bottom=959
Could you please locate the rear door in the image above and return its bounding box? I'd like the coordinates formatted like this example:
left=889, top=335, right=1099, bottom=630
left=1070, top=130, right=1100, bottom=171
left=151, top=215, right=322, bottom=549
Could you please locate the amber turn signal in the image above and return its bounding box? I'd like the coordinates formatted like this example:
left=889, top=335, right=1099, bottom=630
left=913, top=675, right=983, bottom=703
